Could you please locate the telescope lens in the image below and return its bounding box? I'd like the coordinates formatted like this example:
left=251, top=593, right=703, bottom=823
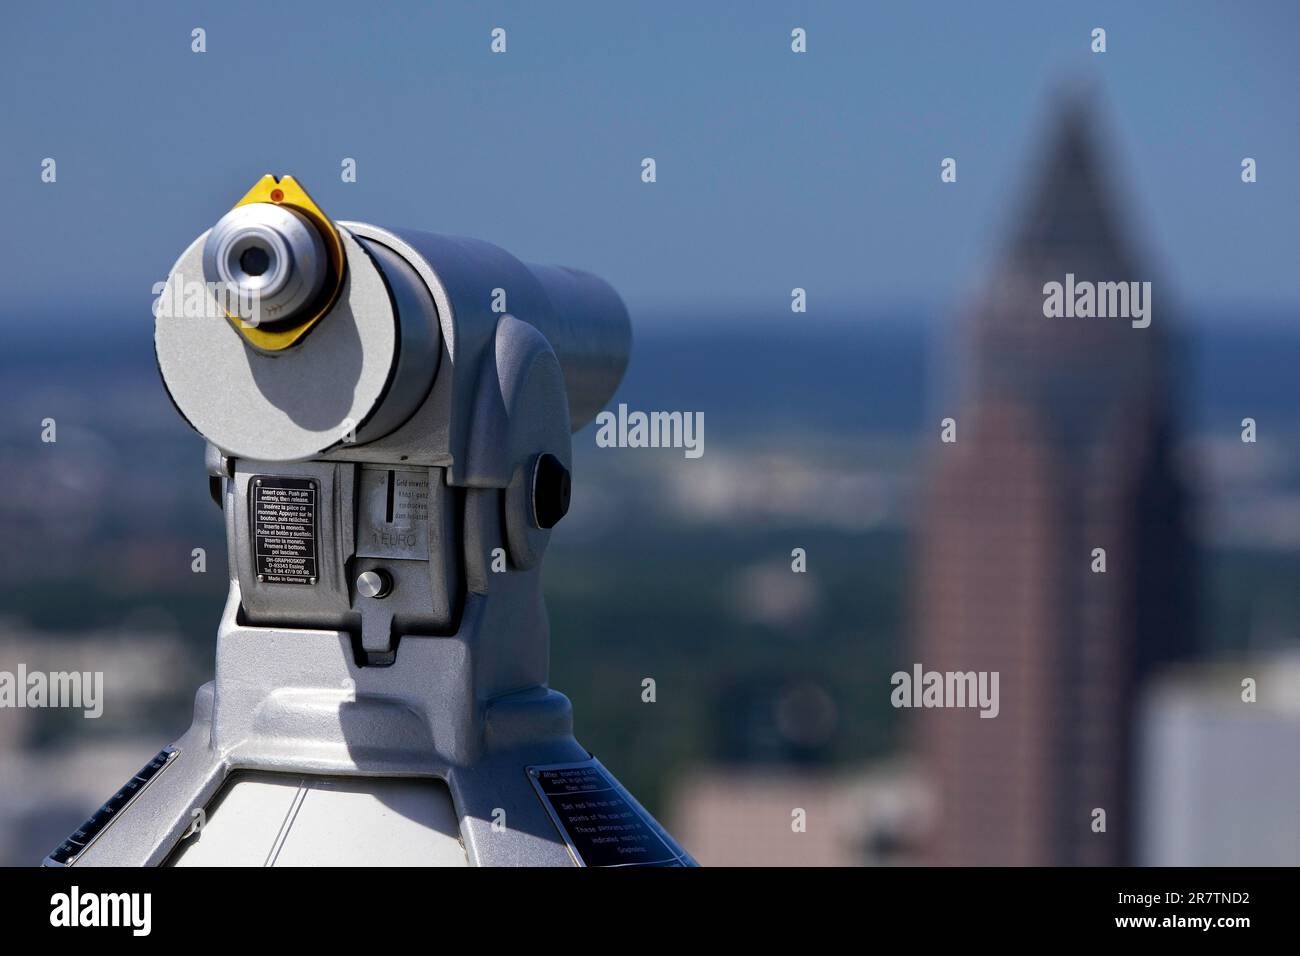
left=202, top=203, right=329, bottom=328
left=239, top=246, right=271, bottom=277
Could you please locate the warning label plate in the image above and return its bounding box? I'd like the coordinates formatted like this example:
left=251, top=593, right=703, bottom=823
left=251, top=476, right=319, bottom=586
left=527, top=760, right=687, bottom=867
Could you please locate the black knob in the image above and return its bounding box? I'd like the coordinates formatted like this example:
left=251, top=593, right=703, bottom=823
left=532, top=453, right=571, bottom=529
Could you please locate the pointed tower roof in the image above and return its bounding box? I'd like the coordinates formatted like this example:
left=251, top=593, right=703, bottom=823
left=1009, top=97, right=1134, bottom=268
left=965, top=95, right=1168, bottom=448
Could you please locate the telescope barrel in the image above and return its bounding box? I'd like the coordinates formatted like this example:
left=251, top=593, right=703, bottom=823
left=519, top=263, right=630, bottom=432
left=156, top=185, right=630, bottom=461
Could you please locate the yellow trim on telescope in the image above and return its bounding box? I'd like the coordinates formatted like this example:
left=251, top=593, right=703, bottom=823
left=224, top=175, right=345, bottom=351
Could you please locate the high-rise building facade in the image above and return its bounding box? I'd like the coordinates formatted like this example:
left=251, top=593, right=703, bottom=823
left=914, top=103, right=1197, bottom=865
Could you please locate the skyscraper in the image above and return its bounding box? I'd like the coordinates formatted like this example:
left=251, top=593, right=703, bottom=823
left=913, top=101, right=1197, bottom=865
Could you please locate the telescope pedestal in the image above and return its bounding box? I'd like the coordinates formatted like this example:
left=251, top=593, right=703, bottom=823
left=50, top=591, right=690, bottom=867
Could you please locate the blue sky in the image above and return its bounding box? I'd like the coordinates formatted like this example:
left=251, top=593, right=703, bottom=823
left=2, top=1, right=1297, bottom=332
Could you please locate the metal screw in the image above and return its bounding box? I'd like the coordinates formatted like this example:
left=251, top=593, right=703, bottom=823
left=355, top=569, right=392, bottom=599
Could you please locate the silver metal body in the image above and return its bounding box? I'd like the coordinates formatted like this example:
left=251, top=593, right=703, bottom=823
left=50, top=212, right=692, bottom=867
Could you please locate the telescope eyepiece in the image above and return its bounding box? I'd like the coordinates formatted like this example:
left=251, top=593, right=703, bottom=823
left=239, top=246, right=271, bottom=277
left=202, top=202, right=328, bottom=326
left=159, top=175, right=629, bottom=460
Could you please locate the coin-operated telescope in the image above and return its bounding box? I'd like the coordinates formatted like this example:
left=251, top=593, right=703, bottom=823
left=47, top=176, right=695, bottom=867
